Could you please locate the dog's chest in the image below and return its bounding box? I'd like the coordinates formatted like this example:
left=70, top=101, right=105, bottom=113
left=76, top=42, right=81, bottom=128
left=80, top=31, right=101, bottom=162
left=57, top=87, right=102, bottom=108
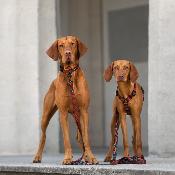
left=56, top=80, right=81, bottom=96
left=55, top=77, right=88, bottom=110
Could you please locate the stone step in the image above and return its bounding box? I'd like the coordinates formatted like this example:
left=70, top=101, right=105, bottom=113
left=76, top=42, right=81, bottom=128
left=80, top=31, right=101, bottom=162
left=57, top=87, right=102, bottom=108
left=0, top=155, right=175, bottom=175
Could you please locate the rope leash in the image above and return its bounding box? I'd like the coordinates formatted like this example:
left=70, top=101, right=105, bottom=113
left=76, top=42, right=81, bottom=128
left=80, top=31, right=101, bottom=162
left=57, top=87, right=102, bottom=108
left=63, top=65, right=96, bottom=165
left=110, top=110, right=120, bottom=164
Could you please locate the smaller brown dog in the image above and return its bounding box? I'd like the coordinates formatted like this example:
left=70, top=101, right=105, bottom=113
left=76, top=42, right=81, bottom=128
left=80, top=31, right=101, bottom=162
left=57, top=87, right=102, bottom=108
left=104, top=59, right=144, bottom=162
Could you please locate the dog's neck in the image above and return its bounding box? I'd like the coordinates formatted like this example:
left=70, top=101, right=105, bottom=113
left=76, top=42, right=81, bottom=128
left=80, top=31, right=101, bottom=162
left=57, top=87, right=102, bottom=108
left=60, top=63, right=81, bottom=95
left=117, top=81, right=134, bottom=98
left=60, top=63, right=80, bottom=85
left=60, top=63, right=79, bottom=72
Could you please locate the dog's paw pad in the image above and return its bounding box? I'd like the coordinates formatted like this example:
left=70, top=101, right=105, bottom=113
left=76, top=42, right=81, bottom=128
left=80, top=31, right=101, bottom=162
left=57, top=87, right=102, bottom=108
left=62, top=159, right=72, bottom=165
left=91, top=158, right=99, bottom=164
left=33, top=159, right=41, bottom=163
left=104, top=156, right=111, bottom=162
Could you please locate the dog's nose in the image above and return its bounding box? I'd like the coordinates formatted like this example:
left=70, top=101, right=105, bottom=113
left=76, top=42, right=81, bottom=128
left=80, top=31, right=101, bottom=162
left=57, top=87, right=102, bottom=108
left=118, top=75, right=124, bottom=80
left=65, top=50, right=71, bottom=56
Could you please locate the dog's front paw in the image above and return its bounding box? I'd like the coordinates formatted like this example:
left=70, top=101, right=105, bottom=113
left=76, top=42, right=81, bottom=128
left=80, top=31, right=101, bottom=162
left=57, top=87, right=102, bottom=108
left=62, top=151, right=73, bottom=165
left=84, top=150, right=99, bottom=164
left=89, top=157, right=98, bottom=164
left=33, top=155, right=42, bottom=163
left=104, top=156, right=112, bottom=162
left=62, top=158, right=72, bottom=165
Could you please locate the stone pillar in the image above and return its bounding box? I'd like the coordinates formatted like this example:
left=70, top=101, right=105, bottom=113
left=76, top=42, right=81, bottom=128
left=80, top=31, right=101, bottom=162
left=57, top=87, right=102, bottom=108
left=0, top=0, right=58, bottom=154
left=149, top=0, right=175, bottom=156
left=0, top=0, right=39, bottom=154
left=0, top=0, right=18, bottom=154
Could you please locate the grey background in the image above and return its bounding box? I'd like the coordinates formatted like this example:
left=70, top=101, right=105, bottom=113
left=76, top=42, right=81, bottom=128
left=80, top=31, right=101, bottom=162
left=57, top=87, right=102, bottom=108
left=108, top=6, right=148, bottom=62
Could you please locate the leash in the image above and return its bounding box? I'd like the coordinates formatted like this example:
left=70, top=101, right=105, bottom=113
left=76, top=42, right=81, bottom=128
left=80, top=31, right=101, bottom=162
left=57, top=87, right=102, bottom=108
left=110, top=110, right=120, bottom=164
left=62, top=65, right=95, bottom=165
left=110, top=83, right=146, bottom=165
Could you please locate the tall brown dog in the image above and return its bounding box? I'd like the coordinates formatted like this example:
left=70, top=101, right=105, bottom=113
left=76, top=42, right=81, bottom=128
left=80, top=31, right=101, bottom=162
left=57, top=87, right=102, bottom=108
left=33, top=36, right=98, bottom=165
left=104, top=59, right=144, bottom=161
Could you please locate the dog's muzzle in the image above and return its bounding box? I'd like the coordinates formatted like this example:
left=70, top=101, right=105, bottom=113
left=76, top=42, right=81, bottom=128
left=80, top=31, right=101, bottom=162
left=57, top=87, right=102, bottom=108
left=117, top=75, right=125, bottom=81
left=65, top=50, right=72, bottom=64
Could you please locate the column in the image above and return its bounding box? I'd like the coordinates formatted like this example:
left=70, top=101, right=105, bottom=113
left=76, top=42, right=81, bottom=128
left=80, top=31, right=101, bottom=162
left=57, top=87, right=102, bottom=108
left=0, top=0, right=58, bottom=154
left=0, top=0, right=39, bottom=154
left=149, top=0, right=175, bottom=156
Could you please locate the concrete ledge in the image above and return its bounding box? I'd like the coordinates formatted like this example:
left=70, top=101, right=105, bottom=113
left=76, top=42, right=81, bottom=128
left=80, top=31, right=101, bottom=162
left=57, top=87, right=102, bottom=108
left=1, top=155, right=175, bottom=175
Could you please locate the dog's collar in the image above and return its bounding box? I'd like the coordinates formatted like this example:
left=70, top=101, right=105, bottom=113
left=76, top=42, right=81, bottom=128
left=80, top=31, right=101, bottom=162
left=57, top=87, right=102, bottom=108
left=60, top=64, right=79, bottom=74
left=61, top=65, right=79, bottom=92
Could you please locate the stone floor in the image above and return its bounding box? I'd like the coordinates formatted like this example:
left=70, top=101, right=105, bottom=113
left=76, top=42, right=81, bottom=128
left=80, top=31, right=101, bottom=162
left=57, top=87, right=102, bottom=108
left=1, top=154, right=175, bottom=175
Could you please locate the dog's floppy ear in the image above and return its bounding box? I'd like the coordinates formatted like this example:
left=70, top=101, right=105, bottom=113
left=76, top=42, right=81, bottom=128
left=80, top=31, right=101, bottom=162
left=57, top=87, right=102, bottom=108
left=104, top=62, right=114, bottom=82
left=76, top=37, right=88, bottom=58
left=46, top=40, right=60, bottom=61
left=129, top=62, right=139, bottom=83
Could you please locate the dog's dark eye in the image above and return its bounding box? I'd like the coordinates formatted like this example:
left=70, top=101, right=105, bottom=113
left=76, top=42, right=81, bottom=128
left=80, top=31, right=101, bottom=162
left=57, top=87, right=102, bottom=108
left=71, top=42, right=75, bottom=46
left=113, top=66, right=119, bottom=71
left=115, top=66, right=119, bottom=70
left=59, top=44, right=64, bottom=48
left=123, top=66, right=129, bottom=70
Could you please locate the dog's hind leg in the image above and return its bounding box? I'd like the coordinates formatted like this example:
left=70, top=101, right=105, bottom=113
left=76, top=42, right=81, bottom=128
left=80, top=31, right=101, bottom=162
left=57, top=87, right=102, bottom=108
left=33, top=81, right=57, bottom=163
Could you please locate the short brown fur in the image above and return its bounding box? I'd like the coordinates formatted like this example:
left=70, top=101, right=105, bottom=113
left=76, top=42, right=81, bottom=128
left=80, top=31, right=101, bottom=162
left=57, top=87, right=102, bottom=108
left=104, top=59, right=144, bottom=161
left=33, top=36, right=97, bottom=165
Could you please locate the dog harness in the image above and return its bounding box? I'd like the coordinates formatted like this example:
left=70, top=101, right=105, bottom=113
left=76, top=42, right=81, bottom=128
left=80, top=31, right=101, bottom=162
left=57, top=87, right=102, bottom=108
left=61, top=65, right=95, bottom=165
left=110, top=83, right=146, bottom=164
left=116, top=83, right=136, bottom=115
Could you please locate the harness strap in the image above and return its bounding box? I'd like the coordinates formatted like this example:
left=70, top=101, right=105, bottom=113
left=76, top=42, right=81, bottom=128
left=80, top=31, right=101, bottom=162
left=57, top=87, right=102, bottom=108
left=116, top=83, right=136, bottom=115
